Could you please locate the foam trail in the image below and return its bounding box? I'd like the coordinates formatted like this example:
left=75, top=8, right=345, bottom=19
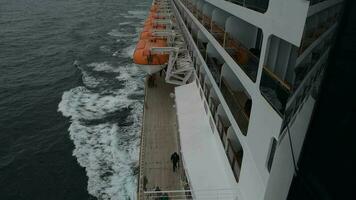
left=120, top=45, right=136, bottom=59
left=108, top=29, right=135, bottom=38
left=58, top=7, right=147, bottom=198
left=119, top=22, right=132, bottom=26
left=88, top=62, right=122, bottom=73
left=58, top=63, right=144, bottom=200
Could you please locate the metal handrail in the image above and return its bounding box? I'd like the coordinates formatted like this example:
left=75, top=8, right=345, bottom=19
left=143, top=188, right=238, bottom=199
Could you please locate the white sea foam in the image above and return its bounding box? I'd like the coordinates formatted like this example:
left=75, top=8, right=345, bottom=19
left=58, top=63, right=144, bottom=200
left=88, top=62, right=122, bottom=73
left=59, top=6, right=146, bottom=197
left=127, top=10, right=147, bottom=16
left=100, top=45, right=111, bottom=53
left=123, top=10, right=147, bottom=19
left=119, top=22, right=132, bottom=26
left=120, top=45, right=136, bottom=59
left=108, top=29, right=134, bottom=38
left=113, top=51, right=119, bottom=57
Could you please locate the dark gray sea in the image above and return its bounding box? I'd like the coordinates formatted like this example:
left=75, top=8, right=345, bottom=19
left=0, top=0, right=149, bottom=199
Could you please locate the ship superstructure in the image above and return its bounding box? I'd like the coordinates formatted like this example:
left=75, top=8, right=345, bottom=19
left=134, top=0, right=345, bottom=199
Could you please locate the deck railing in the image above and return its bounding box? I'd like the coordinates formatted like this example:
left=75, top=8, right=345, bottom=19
left=143, top=190, right=192, bottom=200
left=143, top=188, right=238, bottom=199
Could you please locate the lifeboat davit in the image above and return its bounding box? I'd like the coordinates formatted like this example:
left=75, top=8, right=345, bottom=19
left=133, top=39, right=169, bottom=74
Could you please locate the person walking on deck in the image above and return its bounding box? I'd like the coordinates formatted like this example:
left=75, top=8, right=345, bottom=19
left=170, top=152, right=180, bottom=172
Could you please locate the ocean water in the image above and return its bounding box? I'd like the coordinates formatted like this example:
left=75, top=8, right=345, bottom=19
left=0, top=0, right=150, bottom=199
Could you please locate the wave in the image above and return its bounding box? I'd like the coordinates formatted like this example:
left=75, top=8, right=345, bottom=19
left=119, top=22, right=132, bottom=26
left=88, top=62, right=122, bottom=73
left=108, top=29, right=135, bottom=38
left=100, top=45, right=112, bottom=54
left=127, top=10, right=147, bottom=16
left=120, top=45, right=136, bottom=59
left=122, top=10, right=148, bottom=20
left=58, top=63, right=144, bottom=200
left=59, top=6, right=147, bottom=198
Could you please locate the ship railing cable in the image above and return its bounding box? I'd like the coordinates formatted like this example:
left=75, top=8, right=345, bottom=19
left=143, top=188, right=238, bottom=200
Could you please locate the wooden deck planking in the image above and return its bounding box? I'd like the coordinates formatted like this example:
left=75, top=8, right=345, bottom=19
left=139, top=74, right=184, bottom=198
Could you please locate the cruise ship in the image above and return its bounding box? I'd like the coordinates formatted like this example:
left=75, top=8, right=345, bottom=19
left=132, top=0, right=345, bottom=199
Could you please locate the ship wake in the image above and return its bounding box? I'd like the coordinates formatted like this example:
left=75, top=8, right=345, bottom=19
left=58, top=7, right=147, bottom=199
left=58, top=62, right=144, bottom=200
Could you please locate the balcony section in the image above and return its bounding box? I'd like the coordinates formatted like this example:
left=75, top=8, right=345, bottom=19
left=220, top=65, right=252, bottom=136
left=261, top=25, right=335, bottom=117
left=189, top=18, right=199, bottom=42
left=294, top=31, right=334, bottom=90
left=210, top=7, right=230, bottom=46
left=205, top=43, right=224, bottom=84
left=215, top=102, right=244, bottom=182
left=195, top=0, right=205, bottom=22
left=195, top=61, right=244, bottom=183
left=201, top=2, right=215, bottom=31
left=224, top=0, right=269, bottom=13
left=207, top=83, right=219, bottom=119
left=260, top=35, right=297, bottom=115
left=196, top=31, right=208, bottom=59
left=282, top=37, right=332, bottom=130
left=176, top=1, right=246, bottom=182
left=218, top=105, right=244, bottom=184
left=299, top=3, right=342, bottom=55
left=178, top=0, right=253, bottom=135
left=224, top=16, right=262, bottom=81
left=226, top=129, right=243, bottom=182
left=182, top=0, right=263, bottom=82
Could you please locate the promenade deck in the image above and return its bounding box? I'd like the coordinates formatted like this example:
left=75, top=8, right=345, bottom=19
left=138, top=74, right=186, bottom=199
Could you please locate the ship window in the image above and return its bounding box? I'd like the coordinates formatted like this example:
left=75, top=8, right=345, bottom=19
left=267, top=137, right=277, bottom=172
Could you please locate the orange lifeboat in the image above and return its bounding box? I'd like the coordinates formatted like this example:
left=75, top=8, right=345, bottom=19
left=133, top=39, right=169, bottom=74
left=148, top=13, right=166, bottom=19
left=132, top=2, right=170, bottom=74
left=142, top=24, right=166, bottom=32
left=140, top=31, right=152, bottom=40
